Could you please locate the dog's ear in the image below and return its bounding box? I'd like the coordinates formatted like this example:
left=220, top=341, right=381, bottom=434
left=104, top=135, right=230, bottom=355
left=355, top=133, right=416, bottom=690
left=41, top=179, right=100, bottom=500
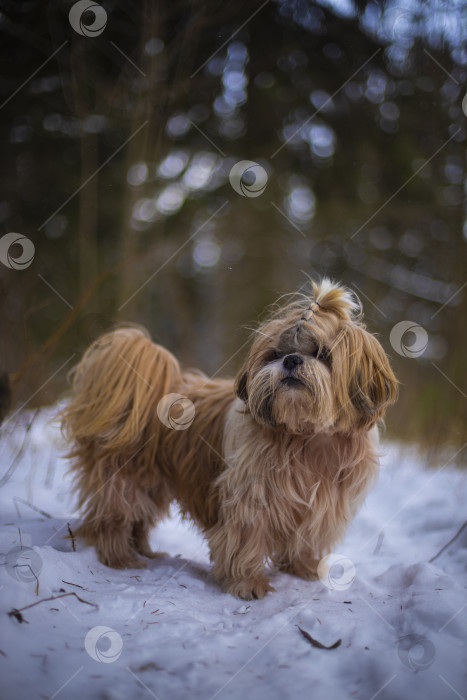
left=332, top=323, right=398, bottom=429
left=234, top=369, right=249, bottom=403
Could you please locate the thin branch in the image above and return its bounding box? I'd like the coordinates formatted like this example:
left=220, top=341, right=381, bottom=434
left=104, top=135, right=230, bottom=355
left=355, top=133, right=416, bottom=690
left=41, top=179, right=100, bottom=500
left=12, top=497, right=52, bottom=519
left=8, top=592, right=98, bottom=623
left=61, top=580, right=87, bottom=590
left=429, top=520, right=467, bottom=563
left=15, top=564, right=39, bottom=595
left=0, top=409, right=39, bottom=488
left=297, top=626, right=342, bottom=649
left=67, top=523, right=76, bottom=552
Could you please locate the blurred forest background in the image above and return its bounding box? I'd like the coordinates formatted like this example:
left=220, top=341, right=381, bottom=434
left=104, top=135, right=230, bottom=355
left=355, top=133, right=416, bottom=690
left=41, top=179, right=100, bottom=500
left=0, top=0, right=465, bottom=457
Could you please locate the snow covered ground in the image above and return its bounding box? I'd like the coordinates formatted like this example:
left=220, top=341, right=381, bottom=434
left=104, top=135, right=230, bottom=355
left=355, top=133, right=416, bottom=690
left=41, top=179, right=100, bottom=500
left=0, top=407, right=466, bottom=700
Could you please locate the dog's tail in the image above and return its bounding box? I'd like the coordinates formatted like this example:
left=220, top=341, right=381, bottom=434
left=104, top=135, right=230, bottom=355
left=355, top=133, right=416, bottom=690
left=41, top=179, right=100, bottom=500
left=61, top=326, right=181, bottom=491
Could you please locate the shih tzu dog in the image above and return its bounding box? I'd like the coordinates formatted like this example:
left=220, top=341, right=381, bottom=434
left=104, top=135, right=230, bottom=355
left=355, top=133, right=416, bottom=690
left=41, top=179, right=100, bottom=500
left=62, top=279, right=397, bottom=600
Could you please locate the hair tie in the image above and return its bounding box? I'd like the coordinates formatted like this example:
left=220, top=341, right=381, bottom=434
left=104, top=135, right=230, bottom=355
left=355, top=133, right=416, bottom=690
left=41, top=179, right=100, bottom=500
left=300, top=300, right=320, bottom=321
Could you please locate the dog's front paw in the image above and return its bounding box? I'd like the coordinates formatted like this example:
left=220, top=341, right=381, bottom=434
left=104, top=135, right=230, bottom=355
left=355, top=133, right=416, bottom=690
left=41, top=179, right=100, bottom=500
left=225, top=577, right=275, bottom=600
left=278, top=561, right=318, bottom=580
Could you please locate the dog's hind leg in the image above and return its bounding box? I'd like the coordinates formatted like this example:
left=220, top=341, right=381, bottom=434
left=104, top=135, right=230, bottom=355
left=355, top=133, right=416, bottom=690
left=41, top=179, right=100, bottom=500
left=131, top=521, right=167, bottom=559
left=77, top=471, right=170, bottom=569
left=131, top=487, right=171, bottom=559
left=93, top=520, right=147, bottom=570
left=61, top=327, right=182, bottom=569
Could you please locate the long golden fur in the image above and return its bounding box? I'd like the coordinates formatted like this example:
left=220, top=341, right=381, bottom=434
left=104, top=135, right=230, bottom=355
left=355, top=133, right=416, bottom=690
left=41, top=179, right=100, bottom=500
left=61, top=279, right=398, bottom=599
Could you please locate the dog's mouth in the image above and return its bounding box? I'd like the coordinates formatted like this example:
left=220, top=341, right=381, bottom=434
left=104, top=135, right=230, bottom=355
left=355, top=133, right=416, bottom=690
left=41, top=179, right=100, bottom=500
left=281, top=376, right=304, bottom=387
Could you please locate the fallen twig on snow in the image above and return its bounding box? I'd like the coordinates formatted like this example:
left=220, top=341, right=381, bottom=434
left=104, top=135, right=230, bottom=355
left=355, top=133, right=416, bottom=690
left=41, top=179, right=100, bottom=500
left=7, top=591, right=98, bottom=623
left=0, top=409, right=39, bottom=487
left=297, top=626, right=341, bottom=650
left=67, top=523, right=76, bottom=552
left=15, top=564, right=40, bottom=595
left=429, top=520, right=467, bottom=563
left=12, top=497, right=52, bottom=519
left=61, top=580, right=89, bottom=590
left=372, top=531, right=384, bottom=555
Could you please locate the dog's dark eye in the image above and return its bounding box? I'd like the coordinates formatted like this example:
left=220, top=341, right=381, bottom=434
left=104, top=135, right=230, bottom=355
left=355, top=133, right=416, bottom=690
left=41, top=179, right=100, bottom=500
left=311, top=347, right=331, bottom=365
left=268, top=350, right=283, bottom=361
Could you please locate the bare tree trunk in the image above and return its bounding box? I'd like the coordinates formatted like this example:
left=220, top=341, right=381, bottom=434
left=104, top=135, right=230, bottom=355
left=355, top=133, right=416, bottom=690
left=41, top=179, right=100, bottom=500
left=78, top=130, right=99, bottom=310
left=117, top=2, right=165, bottom=318
left=69, top=41, right=99, bottom=314
left=117, top=0, right=207, bottom=320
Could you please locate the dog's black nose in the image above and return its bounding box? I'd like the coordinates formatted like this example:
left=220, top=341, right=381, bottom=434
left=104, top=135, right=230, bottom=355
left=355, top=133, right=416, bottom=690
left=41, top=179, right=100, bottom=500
left=283, top=354, right=303, bottom=370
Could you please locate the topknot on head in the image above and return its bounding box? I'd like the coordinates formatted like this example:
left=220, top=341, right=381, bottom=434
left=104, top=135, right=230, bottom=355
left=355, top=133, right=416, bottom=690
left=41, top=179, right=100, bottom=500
left=257, top=278, right=363, bottom=331
left=310, top=278, right=361, bottom=321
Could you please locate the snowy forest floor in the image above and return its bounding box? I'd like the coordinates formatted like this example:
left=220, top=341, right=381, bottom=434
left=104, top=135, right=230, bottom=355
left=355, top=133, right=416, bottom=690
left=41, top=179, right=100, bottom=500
left=0, top=407, right=466, bottom=700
